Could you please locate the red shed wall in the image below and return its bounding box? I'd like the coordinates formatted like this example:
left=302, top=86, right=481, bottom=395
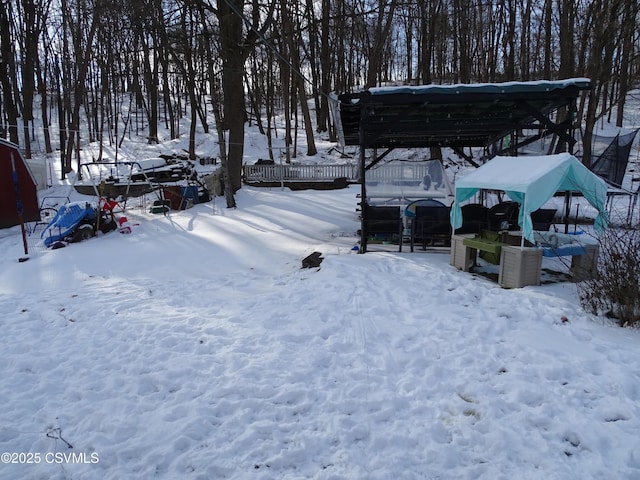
left=0, top=140, right=40, bottom=228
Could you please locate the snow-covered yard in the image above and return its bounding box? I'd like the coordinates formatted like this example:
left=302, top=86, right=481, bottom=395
left=1, top=180, right=639, bottom=479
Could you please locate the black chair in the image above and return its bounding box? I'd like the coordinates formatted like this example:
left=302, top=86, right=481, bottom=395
left=404, top=198, right=446, bottom=219
left=410, top=205, right=452, bottom=251
left=455, top=203, right=490, bottom=234
left=531, top=208, right=557, bottom=231
left=488, top=201, right=520, bottom=231
left=361, top=205, right=403, bottom=252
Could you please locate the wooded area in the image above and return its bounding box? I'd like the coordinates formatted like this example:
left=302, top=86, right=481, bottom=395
left=1, top=0, right=639, bottom=204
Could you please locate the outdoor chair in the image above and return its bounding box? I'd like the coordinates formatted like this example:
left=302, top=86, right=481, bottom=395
left=404, top=198, right=447, bottom=218
left=410, top=205, right=452, bottom=251
left=455, top=203, right=490, bottom=234
left=361, top=205, right=403, bottom=252
left=488, top=201, right=520, bottom=231
left=531, top=208, right=557, bottom=231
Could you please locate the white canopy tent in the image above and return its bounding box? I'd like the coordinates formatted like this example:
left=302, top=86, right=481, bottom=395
left=451, top=153, right=609, bottom=243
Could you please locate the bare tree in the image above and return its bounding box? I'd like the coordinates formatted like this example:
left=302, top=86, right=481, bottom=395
left=0, top=0, right=20, bottom=144
left=614, top=0, right=638, bottom=127
left=557, top=0, right=575, bottom=80
left=59, top=0, right=102, bottom=175
left=581, top=0, right=624, bottom=167
left=542, top=0, right=553, bottom=79
left=365, top=0, right=399, bottom=88
left=0, top=0, right=639, bottom=198
left=130, top=0, right=161, bottom=144
left=213, top=0, right=275, bottom=206
left=18, top=0, right=48, bottom=158
left=278, top=0, right=317, bottom=156
left=417, top=0, right=444, bottom=84
left=452, top=0, right=472, bottom=83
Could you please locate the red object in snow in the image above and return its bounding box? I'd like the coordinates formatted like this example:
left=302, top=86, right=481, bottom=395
left=118, top=216, right=131, bottom=234
left=100, top=198, right=121, bottom=215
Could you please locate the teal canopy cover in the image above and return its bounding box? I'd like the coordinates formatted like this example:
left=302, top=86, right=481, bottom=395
left=451, top=153, right=608, bottom=243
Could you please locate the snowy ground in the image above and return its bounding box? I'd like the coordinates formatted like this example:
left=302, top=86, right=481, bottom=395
left=1, top=89, right=640, bottom=478
left=1, top=181, right=640, bottom=479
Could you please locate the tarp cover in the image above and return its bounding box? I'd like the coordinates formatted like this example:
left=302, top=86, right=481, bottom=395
left=451, top=153, right=608, bottom=243
left=338, top=78, right=591, bottom=149
left=369, top=78, right=592, bottom=96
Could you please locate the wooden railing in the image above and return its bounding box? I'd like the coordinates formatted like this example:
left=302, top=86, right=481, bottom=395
left=243, top=164, right=358, bottom=183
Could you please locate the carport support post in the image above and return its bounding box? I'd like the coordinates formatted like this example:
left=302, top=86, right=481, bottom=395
left=359, top=144, right=367, bottom=253
left=521, top=197, right=526, bottom=248
left=563, top=192, right=572, bottom=234
left=563, top=96, right=578, bottom=234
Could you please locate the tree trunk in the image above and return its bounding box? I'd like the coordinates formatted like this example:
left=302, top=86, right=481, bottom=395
left=543, top=0, right=552, bottom=79
left=615, top=0, right=637, bottom=127
left=36, top=52, right=53, bottom=153
left=453, top=0, right=472, bottom=83
left=211, top=90, right=235, bottom=208
left=317, top=0, right=331, bottom=134
left=279, top=0, right=317, bottom=156
left=61, top=0, right=101, bottom=175
left=139, top=31, right=159, bottom=144
left=557, top=0, right=575, bottom=79
left=365, top=0, right=399, bottom=88
left=581, top=0, right=622, bottom=167
left=0, top=1, right=20, bottom=144
left=217, top=0, right=248, bottom=198
left=281, top=53, right=292, bottom=164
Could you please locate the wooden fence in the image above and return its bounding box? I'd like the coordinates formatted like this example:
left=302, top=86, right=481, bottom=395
left=243, top=164, right=359, bottom=184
